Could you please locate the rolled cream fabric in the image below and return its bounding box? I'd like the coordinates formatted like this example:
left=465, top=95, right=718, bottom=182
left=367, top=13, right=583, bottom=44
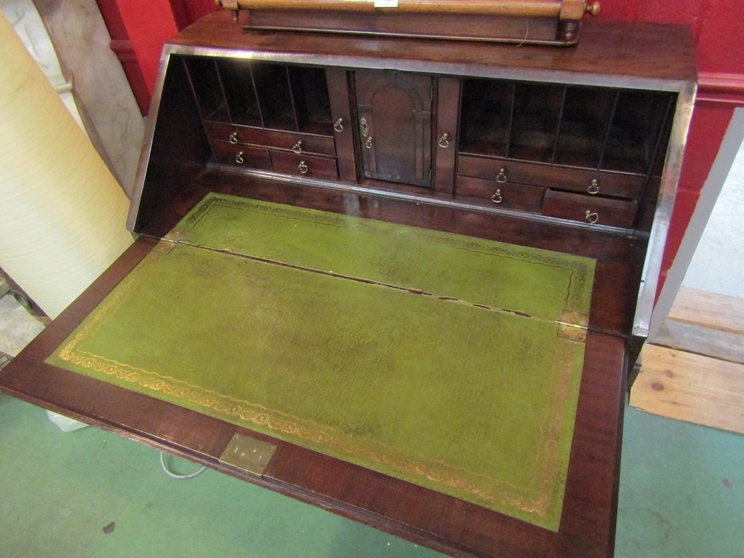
left=0, top=12, right=134, bottom=318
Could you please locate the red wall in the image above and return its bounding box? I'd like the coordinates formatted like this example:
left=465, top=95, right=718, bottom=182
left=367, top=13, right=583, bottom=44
left=98, top=0, right=744, bottom=291
left=596, top=0, right=744, bottom=292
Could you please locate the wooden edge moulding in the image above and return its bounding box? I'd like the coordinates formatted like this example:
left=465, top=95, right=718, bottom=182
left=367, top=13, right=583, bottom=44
left=215, top=0, right=602, bottom=45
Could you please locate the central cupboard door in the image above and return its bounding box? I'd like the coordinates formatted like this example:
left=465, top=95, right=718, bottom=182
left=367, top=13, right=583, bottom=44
left=355, top=70, right=433, bottom=187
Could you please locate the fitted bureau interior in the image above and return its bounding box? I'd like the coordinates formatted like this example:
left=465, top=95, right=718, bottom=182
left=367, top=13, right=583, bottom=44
left=3, top=13, right=697, bottom=558
left=173, top=54, right=677, bottom=232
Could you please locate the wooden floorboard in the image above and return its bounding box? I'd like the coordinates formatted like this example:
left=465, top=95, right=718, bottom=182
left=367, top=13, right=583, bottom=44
left=652, top=320, right=744, bottom=365
left=667, top=287, right=744, bottom=335
left=631, top=344, right=744, bottom=435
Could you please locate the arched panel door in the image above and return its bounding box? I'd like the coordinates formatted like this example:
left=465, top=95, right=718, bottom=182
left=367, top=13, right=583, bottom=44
left=354, top=70, right=432, bottom=187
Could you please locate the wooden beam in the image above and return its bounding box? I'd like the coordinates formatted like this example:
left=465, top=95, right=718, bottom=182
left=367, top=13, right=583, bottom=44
left=632, top=344, right=744, bottom=435
left=668, top=287, right=744, bottom=335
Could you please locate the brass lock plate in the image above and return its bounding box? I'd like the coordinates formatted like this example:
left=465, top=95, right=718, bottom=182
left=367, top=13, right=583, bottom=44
left=219, top=433, right=277, bottom=477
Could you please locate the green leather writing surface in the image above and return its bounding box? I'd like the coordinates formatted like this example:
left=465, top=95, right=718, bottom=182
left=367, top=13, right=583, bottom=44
left=48, top=193, right=595, bottom=530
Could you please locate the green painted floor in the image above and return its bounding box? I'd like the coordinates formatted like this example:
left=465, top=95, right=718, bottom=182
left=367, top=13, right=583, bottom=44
left=1, top=392, right=743, bottom=557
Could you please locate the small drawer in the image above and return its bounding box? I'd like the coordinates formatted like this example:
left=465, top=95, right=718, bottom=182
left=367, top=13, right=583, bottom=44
left=204, top=121, right=336, bottom=157
left=456, top=176, right=543, bottom=212
left=542, top=190, right=638, bottom=228
left=211, top=141, right=271, bottom=170
left=270, top=150, right=339, bottom=180
left=457, top=155, right=645, bottom=199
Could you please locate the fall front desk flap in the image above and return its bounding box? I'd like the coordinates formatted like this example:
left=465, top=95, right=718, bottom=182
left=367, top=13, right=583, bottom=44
left=48, top=193, right=595, bottom=531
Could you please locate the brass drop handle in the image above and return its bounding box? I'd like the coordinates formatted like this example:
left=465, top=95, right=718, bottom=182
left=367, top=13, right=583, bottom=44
left=585, top=210, right=599, bottom=224
left=438, top=133, right=451, bottom=149
left=229, top=132, right=239, bottom=145
left=491, top=188, right=503, bottom=204
left=298, top=161, right=309, bottom=174
left=587, top=178, right=600, bottom=195
left=292, top=141, right=303, bottom=154
left=235, top=151, right=244, bottom=164
left=334, top=118, right=345, bottom=133
left=496, top=168, right=507, bottom=183
left=365, top=137, right=374, bottom=149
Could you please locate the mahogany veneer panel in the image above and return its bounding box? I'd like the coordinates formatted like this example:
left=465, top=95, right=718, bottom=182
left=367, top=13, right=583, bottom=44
left=172, top=11, right=696, bottom=87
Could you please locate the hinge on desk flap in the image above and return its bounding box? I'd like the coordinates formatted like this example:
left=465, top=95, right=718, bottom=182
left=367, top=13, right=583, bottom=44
left=163, top=230, right=186, bottom=242
left=153, top=239, right=177, bottom=254
left=219, top=433, right=277, bottom=477
left=557, top=309, right=589, bottom=343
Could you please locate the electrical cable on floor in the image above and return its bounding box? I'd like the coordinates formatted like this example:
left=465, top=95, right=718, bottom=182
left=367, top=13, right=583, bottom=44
left=159, top=451, right=207, bottom=480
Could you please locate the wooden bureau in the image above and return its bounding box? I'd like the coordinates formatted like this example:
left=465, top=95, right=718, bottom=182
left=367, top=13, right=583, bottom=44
left=0, top=11, right=696, bottom=558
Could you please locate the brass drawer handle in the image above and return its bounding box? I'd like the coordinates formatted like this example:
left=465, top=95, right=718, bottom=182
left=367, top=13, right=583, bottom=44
left=292, top=141, right=303, bottom=154
left=334, top=118, right=344, bottom=133
left=587, top=178, right=600, bottom=195
left=235, top=151, right=244, bottom=164
left=365, top=137, right=374, bottom=149
left=585, top=210, right=599, bottom=224
left=491, top=188, right=503, bottom=204
left=229, top=132, right=238, bottom=144
left=298, top=161, right=309, bottom=174
left=438, top=133, right=451, bottom=149
left=496, top=168, right=507, bottom=183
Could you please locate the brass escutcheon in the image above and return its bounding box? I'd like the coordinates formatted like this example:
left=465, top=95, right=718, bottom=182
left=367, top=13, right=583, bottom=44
left=587, top=178, right=600, bottom=195
left=334, top=118, right=344, bottom=133
left=585, top=210, right=599, bottom=224
left=491, top=188, right=503, bottom=204
left=292, top=141, right=303, bottom=154
left=360, top=116, right=369, bottom=138
left=298, top=161, right=309, bottom=174
left=235, top=151, right=244, bottom=164
left=229, top=132, right=238, bottom=144
left=438, top=133, right=451, bottom=149
left=496, top=168, right=507, bottom=183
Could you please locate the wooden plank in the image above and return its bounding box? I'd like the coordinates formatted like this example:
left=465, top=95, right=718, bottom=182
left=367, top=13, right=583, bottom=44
left=667, top=287, right=744, bottom=335
left=653, top=319, right=744, bottom=365
left=631, top=344, right=744, bottom=435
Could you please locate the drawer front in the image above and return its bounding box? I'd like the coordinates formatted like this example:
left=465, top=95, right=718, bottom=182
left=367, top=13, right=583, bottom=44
left=270, top=150, right=339, bottom=180
left=457, top=155, right=644, bottom=199
left=542, top=190, right=638, bottom=228
left=204, top=121, right=336, bottom=157
left=211, top=141, right=271, bottom=170
left=456, top=176, right=543, bottom=212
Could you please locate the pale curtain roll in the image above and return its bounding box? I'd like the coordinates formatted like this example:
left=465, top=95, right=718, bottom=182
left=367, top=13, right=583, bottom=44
left=0, top=12, right=134, bottom=319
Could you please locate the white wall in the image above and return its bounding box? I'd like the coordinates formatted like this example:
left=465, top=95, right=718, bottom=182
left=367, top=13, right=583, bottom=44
left=682, top=134, right=744, bottom=298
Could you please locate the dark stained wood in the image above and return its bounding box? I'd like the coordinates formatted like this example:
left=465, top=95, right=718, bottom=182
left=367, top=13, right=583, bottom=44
left=456, top=175, right=545, bottom=212
left=210, top=141, right=271, bottom=169
left=0, top=230, right=626, bottom=558
left=134, top=56, right=211, bottom=231
left=354, top=70, right=433, bottom=187
left=543, top=190, right=638, bottom=228
left=245, top=10, right=560, bottom=45
left=434, top=76, right=460, bottom=194
left=172, top=11, right=697, bottom=86
left=204, top=120, right=336, bottom=155
left=325, top=68, right=358, bottom=181
left=457, top=155, right=646, bottom=200
left=269, top=149, right=338, bottom=179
